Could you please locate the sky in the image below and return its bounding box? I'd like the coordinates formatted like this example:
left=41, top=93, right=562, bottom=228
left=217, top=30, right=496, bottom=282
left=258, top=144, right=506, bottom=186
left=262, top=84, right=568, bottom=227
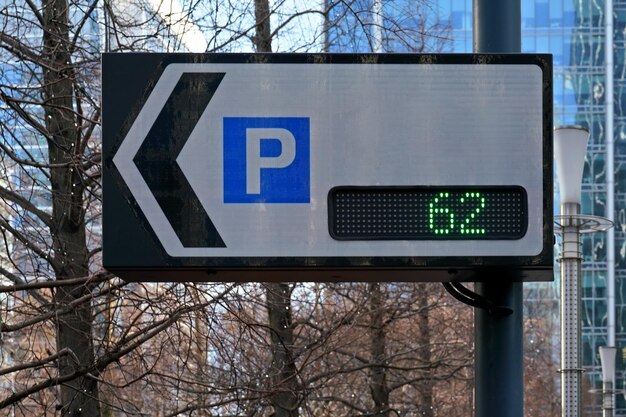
left=147, top=0, right=326, bottom=53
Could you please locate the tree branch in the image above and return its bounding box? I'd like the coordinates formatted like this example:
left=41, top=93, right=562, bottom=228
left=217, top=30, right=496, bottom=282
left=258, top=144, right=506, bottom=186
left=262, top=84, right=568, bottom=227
left=0, top=216, right=57, bottom=269
left=0, top=186, right=54, bottom=229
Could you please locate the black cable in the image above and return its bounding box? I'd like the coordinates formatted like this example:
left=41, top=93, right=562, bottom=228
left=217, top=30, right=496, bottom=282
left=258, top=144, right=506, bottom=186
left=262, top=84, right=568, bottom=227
left=442, top=282, right=513, bottom=316
left=442, top=282, right=485, bottom=309
left=453, top=282, right=514, bottom=316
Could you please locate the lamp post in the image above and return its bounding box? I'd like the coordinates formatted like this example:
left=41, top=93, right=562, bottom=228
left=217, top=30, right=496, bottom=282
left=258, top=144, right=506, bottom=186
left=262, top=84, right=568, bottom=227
left=554, top=126, right=587, bottom=417
left=554, top=126, right=613, bottom=417
left=599, top=346, right=617, bottom=417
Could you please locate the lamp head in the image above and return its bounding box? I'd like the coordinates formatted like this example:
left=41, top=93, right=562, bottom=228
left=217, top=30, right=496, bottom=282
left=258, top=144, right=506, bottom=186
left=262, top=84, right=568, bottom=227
left=599, top=346, right=617, bottom=384
left=554, top=126, right=589, bottom=205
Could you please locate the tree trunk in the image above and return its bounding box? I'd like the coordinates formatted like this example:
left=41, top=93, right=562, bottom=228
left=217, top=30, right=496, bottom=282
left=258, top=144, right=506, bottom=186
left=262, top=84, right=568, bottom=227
left=416, top=283, right=433, bottom=417
left=251, top=3, right=299, bottom=416
left=254, top=0, right=272, bottom=53
left=42, top=0, right=100, bottom=415
left=192, top=286, right=209, bottom=411
left=265, top=283, right=300, bottom=417
left=368, top=282, right=389, bottom=417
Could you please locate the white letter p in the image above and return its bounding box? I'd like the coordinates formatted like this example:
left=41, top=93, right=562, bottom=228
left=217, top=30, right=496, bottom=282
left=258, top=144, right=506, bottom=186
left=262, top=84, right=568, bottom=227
left=246, top=128, right=296, bottom=194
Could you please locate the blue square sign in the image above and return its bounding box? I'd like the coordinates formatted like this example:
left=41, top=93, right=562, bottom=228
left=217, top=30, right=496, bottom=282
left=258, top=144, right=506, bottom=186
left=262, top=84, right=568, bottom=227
left=223, top=117, right=310, bottom=203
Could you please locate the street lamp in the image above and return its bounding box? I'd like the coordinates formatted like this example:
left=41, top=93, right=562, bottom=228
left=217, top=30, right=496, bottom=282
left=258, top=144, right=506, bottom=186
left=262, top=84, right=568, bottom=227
left=599, top=346, right=617, bottom=417
left=554, top=126, right=613, bottom=417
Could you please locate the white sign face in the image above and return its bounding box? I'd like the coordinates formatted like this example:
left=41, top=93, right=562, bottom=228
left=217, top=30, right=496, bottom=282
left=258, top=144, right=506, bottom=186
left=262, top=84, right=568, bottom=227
left=103, top=53, right=553, bottom=281
left=113, top=62, right=545, bottom=258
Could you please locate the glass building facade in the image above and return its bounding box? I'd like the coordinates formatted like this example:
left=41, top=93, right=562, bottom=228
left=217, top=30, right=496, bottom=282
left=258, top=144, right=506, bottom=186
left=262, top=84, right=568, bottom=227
left=433, top=0, right=624, bottom=414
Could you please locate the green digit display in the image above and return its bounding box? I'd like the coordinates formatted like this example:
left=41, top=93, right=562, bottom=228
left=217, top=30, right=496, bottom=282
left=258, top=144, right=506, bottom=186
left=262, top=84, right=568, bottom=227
left=429, top=191, right=486, bottom=235
left=329, top=186, right=527, bottom=240
left=459, top=192, right=485, bottom=235
left=429, top=192, right=454, bottom=235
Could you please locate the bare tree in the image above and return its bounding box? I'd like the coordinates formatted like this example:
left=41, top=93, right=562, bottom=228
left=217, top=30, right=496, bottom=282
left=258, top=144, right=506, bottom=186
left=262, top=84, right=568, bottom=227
left=1, top=2, right=559, bottom=417
left=0, top=0, right=103, bottom=413
left=524, top=286, right=560, bottom=417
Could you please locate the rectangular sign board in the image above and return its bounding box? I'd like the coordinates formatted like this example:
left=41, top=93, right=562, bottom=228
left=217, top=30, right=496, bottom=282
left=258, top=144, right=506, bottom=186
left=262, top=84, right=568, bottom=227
left=103, top=53, right=553, bottom=282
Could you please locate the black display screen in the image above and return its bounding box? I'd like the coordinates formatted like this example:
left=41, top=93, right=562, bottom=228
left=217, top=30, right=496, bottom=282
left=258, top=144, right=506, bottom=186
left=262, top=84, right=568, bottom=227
left=329, top=186, right=527, bottom=240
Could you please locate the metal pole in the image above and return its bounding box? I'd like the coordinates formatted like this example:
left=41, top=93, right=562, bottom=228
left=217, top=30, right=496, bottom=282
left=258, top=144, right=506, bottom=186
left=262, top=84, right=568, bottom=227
left=599, top=346, right=617, bottom=417
left=475, top=280, right=524, bottom=417
left=603, top=380, right=615, bottom=417
left=560, top=202, right=582, bottom=417
left=473, top=1, right=523, bottom=417
left=473, top=0, right=520, bottom=53
left=604, top=7, right=616, bottom=416
left=606, top=0, right=616, bottom=344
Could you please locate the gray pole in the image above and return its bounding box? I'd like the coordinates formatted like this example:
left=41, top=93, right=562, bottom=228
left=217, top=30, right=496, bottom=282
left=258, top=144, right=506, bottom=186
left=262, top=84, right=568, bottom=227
left=603, top=380, right=615, bottom=417
left=599, top=346, right=617, bottom=417
left=560, top=202, right=582, bottom=417
left=473, top=1, right=524, bottom=417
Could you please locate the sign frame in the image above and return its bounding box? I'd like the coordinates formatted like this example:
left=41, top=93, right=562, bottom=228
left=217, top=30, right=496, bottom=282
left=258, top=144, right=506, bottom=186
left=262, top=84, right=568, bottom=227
left=103, top=53, right=553, bottom=282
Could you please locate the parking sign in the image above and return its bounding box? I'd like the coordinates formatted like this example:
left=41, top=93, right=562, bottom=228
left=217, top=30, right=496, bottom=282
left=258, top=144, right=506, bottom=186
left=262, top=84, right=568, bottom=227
left=103, top=53, right=553, bottom=282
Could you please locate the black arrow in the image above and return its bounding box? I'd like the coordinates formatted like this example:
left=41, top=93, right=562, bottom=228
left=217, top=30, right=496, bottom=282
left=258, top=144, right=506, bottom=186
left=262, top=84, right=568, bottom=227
left=134, top=72, right=226, bottom=248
